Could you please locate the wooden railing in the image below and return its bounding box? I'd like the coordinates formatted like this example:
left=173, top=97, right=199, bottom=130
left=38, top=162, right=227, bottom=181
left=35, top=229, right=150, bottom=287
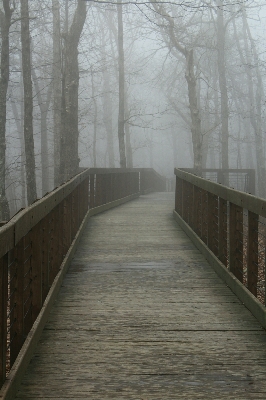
left=175, top=168, right=266, bottom=307
left=0, top=168, right=143, bottom=387
left=138, top=168, right=166, bottom=194
left=180, top=168, right=255, bottom=195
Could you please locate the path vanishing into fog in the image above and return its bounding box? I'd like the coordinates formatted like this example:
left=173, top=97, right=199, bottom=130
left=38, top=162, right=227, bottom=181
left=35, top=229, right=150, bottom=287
left=15, top=193, right=266, bottom=399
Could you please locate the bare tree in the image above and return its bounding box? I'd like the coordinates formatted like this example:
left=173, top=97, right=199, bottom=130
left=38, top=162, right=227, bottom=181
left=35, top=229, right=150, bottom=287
left=117, top=0, right=126, bottom=168
left=150, top=3, right=202, bottom=171
left=59, top=0, right=87, bottom=182
left=20, top=0, right=37, bottom=204
left=0, top=0, right=13, bottom=220
left=52, top=0, right=62, bottom=186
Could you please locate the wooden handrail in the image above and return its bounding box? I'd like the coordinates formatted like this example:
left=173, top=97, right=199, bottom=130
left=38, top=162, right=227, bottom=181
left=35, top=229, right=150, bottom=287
left=174, top=168, right=266, bottom=307
left=180, top=168, right=255, bottom=195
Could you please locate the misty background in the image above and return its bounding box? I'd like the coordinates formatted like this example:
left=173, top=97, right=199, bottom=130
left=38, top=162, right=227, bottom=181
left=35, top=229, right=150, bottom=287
left=1, top=0, right=266, bottom=219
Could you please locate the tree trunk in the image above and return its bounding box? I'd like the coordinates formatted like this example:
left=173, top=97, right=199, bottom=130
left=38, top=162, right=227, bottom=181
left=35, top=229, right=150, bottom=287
left=102, top=69, right=115, bottom=167
left=151, top=3, right=202, bottom=173
left=101, top=29, right=115, bottom=167
left=233, top=14, right=265, bottom=196
left=32, top=69, right=53, bottom=195
left=91, top=72, right=97, bottom=167
left=20, top=0, right=37, bottom=204
left=117, top=0, right=126, bottom=168
left=185, top=49, right=202, bottom=172
left=243, top=11, right=266, bottom=197
left=52, top=0, right=62, bottom=187
left=11, top=98, right=26, bottom=209
left=125, top=92, right=133, bottom=168
left=60, top=0, right=87, bottom=181
left=216, top=1, right=229, bottom=171
left=0, top=0, right=12, bottom=220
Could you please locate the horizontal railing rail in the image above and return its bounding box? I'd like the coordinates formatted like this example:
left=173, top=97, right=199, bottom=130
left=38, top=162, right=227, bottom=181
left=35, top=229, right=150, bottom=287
left=180, top=168, right=255, bottom=195
left=0, top=167, right=143, bottom=388
left=175, top=168, right=266, bottom=307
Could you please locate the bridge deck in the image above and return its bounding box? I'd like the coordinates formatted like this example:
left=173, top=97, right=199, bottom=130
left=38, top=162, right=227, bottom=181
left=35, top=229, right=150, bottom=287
left=15, top=193, right=266, bottom=399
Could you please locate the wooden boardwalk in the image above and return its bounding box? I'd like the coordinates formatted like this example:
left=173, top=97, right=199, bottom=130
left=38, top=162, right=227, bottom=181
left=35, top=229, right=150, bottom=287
left=15, top=193, right=266, bottom=399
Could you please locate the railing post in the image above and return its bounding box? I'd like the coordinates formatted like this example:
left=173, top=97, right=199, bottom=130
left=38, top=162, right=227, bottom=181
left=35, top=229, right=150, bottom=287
left=95, top=175, right=103, bottom=207
left=175, top=176, right=182, bottom=216
left=41, top=214, right=50, bottom=301
left=247, top=211, right=259, bottom=297
left=182, top=180, right=186, bottom=222
left=31, top=222, right=42, bottom=324
left=10, top=238, right=25, bottom=366
left=0, top=253, right=8, bottom=385
left=208, top=192, right=219, bottom=257
left=48, top=208, right=56, bottom=286
left=89, top=174, right=95, bottom=209
left=201, top=189, right=208, bottom=244
left=188, top=182, right=193, bottom=227
left=193, top=186, right=201, bottom=237
left=229, top=203, right=243, bottom=282
left=218, top=198, right=228, bottom=267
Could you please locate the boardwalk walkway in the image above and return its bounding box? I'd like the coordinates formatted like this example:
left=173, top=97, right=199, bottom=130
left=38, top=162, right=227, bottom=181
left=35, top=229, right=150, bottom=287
left=15, top=193, right=266, bottom=399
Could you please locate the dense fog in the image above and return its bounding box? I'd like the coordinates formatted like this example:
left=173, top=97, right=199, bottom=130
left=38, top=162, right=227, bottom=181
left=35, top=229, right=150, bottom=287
left=1, top=0, right=266, bottom=218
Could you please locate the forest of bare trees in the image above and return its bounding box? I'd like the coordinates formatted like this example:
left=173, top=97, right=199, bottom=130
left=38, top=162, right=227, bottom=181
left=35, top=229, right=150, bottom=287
left=0, top=0, right=266, bottom=219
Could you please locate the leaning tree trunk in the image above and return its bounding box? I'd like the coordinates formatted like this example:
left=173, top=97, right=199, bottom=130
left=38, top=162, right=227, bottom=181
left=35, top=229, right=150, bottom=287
left=60, top=0, right=87, bottom=182
left=117, top=0, right=126, bottom=168
left=20, top=0, right=37, bottom=204
left=0, top=0, right=12, bottom=220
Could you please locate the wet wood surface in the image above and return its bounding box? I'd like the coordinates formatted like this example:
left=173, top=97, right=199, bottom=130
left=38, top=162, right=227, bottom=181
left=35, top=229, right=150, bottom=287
left=15, top=193, right=266, bottom=399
